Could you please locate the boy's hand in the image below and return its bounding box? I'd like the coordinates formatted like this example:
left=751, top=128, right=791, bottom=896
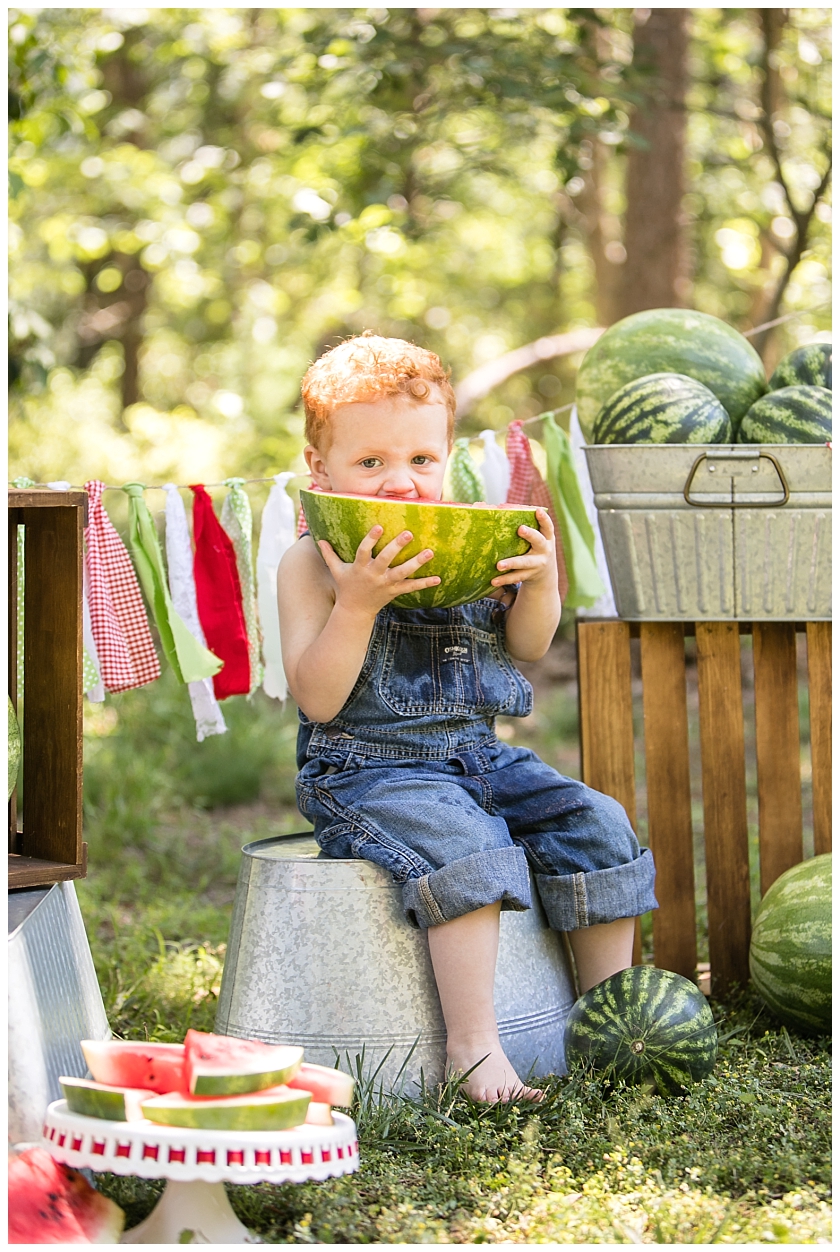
left=491, top=507, right=556, bottom=590
left=317, top=525, right=440, bottom=616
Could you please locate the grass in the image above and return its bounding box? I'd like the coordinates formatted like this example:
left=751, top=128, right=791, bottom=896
left=76, top=645, right=831, bottom=1243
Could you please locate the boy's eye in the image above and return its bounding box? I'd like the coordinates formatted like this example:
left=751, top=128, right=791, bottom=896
left=360, top=458, right=380, bottom=469
left=411, top=455, right=431, bottom=465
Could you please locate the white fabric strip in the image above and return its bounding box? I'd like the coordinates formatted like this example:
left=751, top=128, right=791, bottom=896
left=162, top=484, right=227, bottom=741
left=256, top=472, right=297, bottom=701
left=478, top=429, right=511, bottom=505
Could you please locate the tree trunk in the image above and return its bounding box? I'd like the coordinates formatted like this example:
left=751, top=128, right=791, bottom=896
left=576, top=137, right=623, bottom=327
left=617, top=9, right=690, bottom=319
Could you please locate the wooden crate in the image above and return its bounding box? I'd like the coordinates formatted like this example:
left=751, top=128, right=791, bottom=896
left=577, top=618, right=831, bottom=994
left=8, top=489, right=87, bottom=889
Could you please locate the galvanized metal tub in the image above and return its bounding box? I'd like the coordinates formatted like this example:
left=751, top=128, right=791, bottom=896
left=8, top=882, right=110, bottom=1145
left=216, top=834, right=576, bottom=1092
left=585, top=444, right=831, bottom=620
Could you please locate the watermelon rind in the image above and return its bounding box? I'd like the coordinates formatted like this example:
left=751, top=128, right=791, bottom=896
left=141, top=1087, right=311, bottom=1131
left=81, top=1039, right=186, bottom=1094
left=60, top=1077, right=148, bottom=1122
left=564, top=966, right=718, bottom=1095
left=185, top=1030, right=304, bottom=1095
left=737, top=385, right=832, bottom=445
left=749, top=854, right=831, bottom=1034
left=592, top=373, right=732, bottom=445
left=287, top=1061, right=355, bottom=1107
left=301, top=489, right=536, bottom=610
left=769, top=342, right=831, bottom=391
left=9, top=1146, right=125, bottom=1244
left=576, top=308, right=767, bottom=441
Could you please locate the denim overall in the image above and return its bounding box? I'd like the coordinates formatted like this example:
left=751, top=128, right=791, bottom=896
left=296, top=598, right=657, bottom=931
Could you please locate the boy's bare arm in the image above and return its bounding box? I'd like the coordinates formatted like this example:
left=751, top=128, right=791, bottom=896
left=490, top=508, right=562, bottom=662
left=278, top=529, right=439, bottom=723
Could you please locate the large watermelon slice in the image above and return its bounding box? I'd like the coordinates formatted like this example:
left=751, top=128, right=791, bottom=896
left=301, top=489, right=537, bottom=610
left=749, top=854, right=831, bottom=1034
left=60, top=1076, right=150, bottom=1122
left=769, top=342, right=831, bottom=391
left=9, top=1146, right=125, bottom=1244
left=576, top=308, right=767, bottom=441
left=592, top=373, right=732, bottom=445
left=141, top=1086, right=311, bottom=1131
left=81, top=1039, right=187, bottom=1094
left=737, top=385, right=831, bottom=444
left=287, top=1061, right=355, bottom=1107
left=184, top=1030, right=303, bottom=1095
left=564, top=966, right=718, bottom=1095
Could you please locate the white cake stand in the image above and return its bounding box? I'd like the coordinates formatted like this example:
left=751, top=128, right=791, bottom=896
left=42, top=1099, right=359, bottom=1244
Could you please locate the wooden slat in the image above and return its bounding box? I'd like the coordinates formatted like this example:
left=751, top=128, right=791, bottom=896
left=639, top=623, right=696, bottom=979
left=753, top=623, right=803, bottom=893
left=577, top=620, right=642, bottom=963
left=8, top=513, right=20, bottom=851
left=8, top=488, right=88, bottom=512
left=695, top=622, right=751, bottom=992
left=20, top=505, right=84, bottom=869
left=8, top=849, right=87, bottom=890
left=806, top=622, right=832, bottom=855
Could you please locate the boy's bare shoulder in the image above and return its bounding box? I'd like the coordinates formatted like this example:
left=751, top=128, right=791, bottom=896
left=279, top=535, right=332, bottom=595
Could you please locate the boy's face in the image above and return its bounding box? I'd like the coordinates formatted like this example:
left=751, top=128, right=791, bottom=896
left=304, top=391, right=452, bottom=500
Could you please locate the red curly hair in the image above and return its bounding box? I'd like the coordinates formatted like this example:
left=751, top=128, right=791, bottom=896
left=301, top=334, right=457, bottom=448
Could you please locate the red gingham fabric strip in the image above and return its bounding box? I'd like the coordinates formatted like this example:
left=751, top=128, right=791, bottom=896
left=84, top=480, right=161, bottom=692
left=504, top=422, right=569, bottom=600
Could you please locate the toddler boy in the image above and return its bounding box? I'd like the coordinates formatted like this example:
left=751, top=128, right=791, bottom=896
left=278, top=335, right=656, bottom=1102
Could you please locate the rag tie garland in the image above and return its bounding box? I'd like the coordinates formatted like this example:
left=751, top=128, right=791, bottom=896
left=256, top=472, right=297, bottom=702
left=190, top=484, right=251, bottom=700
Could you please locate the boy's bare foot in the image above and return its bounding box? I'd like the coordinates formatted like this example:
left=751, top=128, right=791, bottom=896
left=446, top=1035, right=544, bottom=1104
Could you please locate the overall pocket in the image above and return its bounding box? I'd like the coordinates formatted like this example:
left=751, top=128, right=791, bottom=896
left=377, top=618, right=522, bottom=717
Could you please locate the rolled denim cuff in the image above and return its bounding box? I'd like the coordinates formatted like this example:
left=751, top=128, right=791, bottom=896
left=402, top=846, right=532, bottom=929
left=535, top=847, right=657, bottom=931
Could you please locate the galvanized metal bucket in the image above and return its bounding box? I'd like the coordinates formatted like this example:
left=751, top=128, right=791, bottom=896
left=8, top=882, right=110, bottom=1145
left=584, top=444, right=831, bottom=620
left=216, top=834, right=576, bottom=1092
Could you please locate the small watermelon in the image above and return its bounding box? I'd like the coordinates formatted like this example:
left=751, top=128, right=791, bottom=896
left=749, top=854, right=831, bottom=1034
left=81, top=1039, right=187, bottom=1094
left=287, top=1061, right=355, bottom=1107
left=9, top=1146, right=125, bottom=1244
left=769, top=342, right=831, bottom=391
left=301, top=489, right=537, bottom=610
left=737, top=385, right=831, bottom=444
left=141, top=1086, right=311, bottom=1131
left=60, top=1076, right=149, bottom=1122
left=564, top=966, right=718, bottom=1095
left=592, top=373, right=732, bottom=445
left=184, top=1029, right=303, bottom=1095
left=576, top=308, right=767, bottom=441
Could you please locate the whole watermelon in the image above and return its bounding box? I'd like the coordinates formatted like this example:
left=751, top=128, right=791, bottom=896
left=576, top=308, right=767, bottom=442
left=749, top=854, right=831, bottom=1034
left=737, top=385, right=831, bottom=444
left=592, top=373, right=732, bottom=445
left=300, top=489, right=536, bottom=609
left=769, top=342, right=831, bottom=392
left=564, top=966, right=718, bottom=1095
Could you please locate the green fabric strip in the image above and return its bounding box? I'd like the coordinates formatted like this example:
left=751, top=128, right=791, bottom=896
left=221, top=478, right=262, bottom=694
left=123, top=483, right=221, bottom=684
left=450, top=438, right=484, bottom=503
left=542, top=414, right=605, bottom=609
left=82, top=646, right=99, bottom=693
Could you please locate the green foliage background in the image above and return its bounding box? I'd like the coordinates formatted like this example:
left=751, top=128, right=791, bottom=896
left=9, top=7, right=831, bottom=489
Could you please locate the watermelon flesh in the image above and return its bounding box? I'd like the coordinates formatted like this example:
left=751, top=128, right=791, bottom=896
left=141, top=1086, right=311, bottom=1131
left=287, top=1061, right=355, bottom=1107
left=81, top=1039, right=187, bottom=1095
left=60, top=1076, right=149, bottom=1122
left=184, top=1029, right=303, bottom=1095
left=301, top=489, right=537, bottom=610
left=9, top=1146, right=125, bottom=1244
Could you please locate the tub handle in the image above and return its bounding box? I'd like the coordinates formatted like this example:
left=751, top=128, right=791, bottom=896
left=683, top=450, right=790, bottom=508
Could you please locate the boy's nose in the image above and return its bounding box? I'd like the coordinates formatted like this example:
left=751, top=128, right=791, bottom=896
left=379, top=469, right=416, bottom=497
